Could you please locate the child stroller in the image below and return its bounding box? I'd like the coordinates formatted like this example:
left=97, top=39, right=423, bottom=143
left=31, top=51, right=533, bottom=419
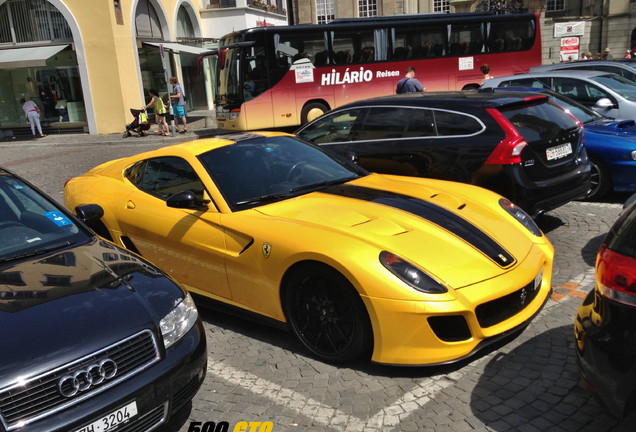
left=123, top=109, right=150, bottom=138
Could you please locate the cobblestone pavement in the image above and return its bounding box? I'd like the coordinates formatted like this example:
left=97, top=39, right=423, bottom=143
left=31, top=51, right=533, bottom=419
left=1, top=133, right=634, bottom=431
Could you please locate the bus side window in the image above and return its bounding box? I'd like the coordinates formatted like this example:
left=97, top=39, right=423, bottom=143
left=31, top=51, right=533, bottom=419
left=449, top=22, right=481, bottom=57
left=276, top=32, right=329, bottom=68
left=393, top=26, right=445, bottom=60
left=487, top=17, right=534, bottom=53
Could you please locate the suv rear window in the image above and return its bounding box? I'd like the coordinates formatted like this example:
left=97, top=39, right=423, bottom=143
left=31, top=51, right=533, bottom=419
left=498, top=101, right=577, bottom=142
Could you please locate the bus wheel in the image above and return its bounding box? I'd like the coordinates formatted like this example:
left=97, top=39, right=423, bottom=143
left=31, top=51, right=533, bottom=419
left=301, top=102, right=329, bottom=124
left=462, top=84, right=481, bottom=90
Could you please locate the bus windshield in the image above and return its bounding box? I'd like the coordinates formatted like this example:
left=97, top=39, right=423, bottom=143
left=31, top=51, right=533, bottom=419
left=216, top=46, right=242, bottom=106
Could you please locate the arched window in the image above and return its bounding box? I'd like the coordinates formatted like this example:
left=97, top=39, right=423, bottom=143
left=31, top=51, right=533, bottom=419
left=135, top=0, right=163, bottom=39
left=0, top=0, right=72, bottom=44
left=176, top=7, right=195, bottom=40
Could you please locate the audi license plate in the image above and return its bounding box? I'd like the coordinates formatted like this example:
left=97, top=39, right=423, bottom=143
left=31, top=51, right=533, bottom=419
left=74, top=401, right=137, bottom=432
left=546, top=143, right=573, bottom=161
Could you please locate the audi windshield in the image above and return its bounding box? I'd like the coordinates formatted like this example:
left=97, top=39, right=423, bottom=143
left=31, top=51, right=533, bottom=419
left=0, top=170, right=90, bottom=262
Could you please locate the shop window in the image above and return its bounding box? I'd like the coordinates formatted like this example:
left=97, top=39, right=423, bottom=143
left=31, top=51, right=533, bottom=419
left=0, top=0, right=72, bottom=43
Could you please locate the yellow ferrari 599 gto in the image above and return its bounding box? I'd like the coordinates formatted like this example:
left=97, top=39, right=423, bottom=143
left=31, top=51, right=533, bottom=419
left=64, top=132, right=553, bottom=365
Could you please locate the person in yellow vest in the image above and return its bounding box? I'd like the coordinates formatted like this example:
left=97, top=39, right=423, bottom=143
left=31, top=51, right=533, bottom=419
left=144, top=89, right=169, bottom=136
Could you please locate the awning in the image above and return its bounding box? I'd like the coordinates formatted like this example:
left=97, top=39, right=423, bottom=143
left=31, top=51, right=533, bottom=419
left=144, top=42, right=212, bottom=56
left=0, top=45, right=69, bottom=69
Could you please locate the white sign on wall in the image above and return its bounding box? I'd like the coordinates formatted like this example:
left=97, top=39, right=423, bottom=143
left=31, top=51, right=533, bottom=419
left=554, top=22, right=585, bottom=38
left=560, top=36, right=580, bottom=62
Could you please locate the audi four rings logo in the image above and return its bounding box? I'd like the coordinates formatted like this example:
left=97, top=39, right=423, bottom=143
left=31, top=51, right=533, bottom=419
left=58, top=359, right=118, bottom=398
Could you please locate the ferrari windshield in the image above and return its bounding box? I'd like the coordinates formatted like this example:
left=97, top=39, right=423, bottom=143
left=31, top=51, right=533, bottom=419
left=198, top=135, right=367, bottom=210
left=0, top=172, right=89, bottom=262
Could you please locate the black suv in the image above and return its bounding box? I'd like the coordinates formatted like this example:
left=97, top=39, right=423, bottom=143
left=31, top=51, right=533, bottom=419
left=296, top=90, right=592, bottom=216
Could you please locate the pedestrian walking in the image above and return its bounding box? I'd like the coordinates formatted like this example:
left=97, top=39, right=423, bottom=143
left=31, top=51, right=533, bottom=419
left=144, top=89, right=169, bottom=136
left=395, top=66, right=425, bottom=94
left=20, top=98, right=45, bottom=138
left=169, top=77, right=188, bottom=133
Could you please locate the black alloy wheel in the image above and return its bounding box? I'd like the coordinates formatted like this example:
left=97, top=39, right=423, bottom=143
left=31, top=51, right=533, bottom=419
left=587, top=157, right=611, bottom=200
left=285, top=264, right=372, bottom=363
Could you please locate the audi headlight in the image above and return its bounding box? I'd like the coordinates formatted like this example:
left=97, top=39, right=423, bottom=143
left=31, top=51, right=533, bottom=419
left=499, top=199, right=542, bottom=237
left=380, top=251, right=447, bottom=294
left=160, top=293, right=198, bottom=349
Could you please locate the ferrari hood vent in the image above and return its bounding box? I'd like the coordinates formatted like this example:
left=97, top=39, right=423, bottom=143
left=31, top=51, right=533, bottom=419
left=320, top=185, right=515, bottom=268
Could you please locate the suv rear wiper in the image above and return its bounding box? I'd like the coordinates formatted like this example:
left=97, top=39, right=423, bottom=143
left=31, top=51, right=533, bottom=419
left=0, top=240, right=74, bottom=264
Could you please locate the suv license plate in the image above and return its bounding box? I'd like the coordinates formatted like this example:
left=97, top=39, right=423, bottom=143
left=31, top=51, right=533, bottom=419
left=546, top=143, right=573, bottom=161
left=74, top=401, right=138, bottom=432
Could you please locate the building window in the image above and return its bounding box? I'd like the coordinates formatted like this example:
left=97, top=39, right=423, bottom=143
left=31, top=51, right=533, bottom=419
left=433, top=0, right=450, bottom=13
left=359, top=0, right=377, bottom=17
left=176, top=7, right=195, bottom=40
left=316, top=0, right=335, bottom=24
left=0, top=0, right=72, bottom=44
left=135, top=0, right=164, bottom=39
left=546, top=0, right=565, bottom=11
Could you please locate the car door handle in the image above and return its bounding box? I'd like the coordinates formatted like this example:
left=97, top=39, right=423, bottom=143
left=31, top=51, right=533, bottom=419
left=126, top=201, right=136, bottom=209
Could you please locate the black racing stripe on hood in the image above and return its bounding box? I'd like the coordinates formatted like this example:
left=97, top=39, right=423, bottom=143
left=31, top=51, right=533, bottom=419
left=321, top=184, right=515, bottom=268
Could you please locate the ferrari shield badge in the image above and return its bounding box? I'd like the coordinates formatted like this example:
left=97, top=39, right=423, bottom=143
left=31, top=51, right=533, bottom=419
left=262, top=243, right=272, bottom=258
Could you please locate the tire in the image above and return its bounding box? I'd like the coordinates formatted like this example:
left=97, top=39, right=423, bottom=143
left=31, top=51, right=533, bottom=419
left=300, top=102, right=329, bottom=124
left=586, top=157, right=611, bottom=200
left=284, top=263, right=372, bottom=363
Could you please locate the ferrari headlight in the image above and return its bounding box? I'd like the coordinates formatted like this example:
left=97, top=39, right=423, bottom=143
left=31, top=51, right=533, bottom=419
left=499, top=199, right=542, bottom=237
left=160, top=293, right=199, bottom=349
left=380, top=251, right=447, bottom=294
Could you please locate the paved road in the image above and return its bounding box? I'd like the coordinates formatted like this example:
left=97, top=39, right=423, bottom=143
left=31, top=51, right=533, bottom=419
left=2, top=136, right=634, bottom=432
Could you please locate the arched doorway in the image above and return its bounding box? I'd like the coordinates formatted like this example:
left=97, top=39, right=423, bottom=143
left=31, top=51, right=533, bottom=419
left=0, top=0, right=88, bottom=133
left=135, top=0, right=210, bottom=114
left=136, top=0, right=171, bottom=105
left=176, top=4, right=208, bottom=111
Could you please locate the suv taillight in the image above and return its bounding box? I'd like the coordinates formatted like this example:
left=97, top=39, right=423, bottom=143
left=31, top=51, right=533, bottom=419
left=597, top=244, right=636, bottom=306
left=484, top=108, right=528, bottom=165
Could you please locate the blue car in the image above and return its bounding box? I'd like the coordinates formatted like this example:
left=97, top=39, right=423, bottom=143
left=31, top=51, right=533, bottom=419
left=490, top=87, right=636, bottom=199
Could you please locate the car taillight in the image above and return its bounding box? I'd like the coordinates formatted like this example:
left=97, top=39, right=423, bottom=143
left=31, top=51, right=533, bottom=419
left=484, top=108, right=528, bottom=165
left=597, top=244, right=636, bottom=306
